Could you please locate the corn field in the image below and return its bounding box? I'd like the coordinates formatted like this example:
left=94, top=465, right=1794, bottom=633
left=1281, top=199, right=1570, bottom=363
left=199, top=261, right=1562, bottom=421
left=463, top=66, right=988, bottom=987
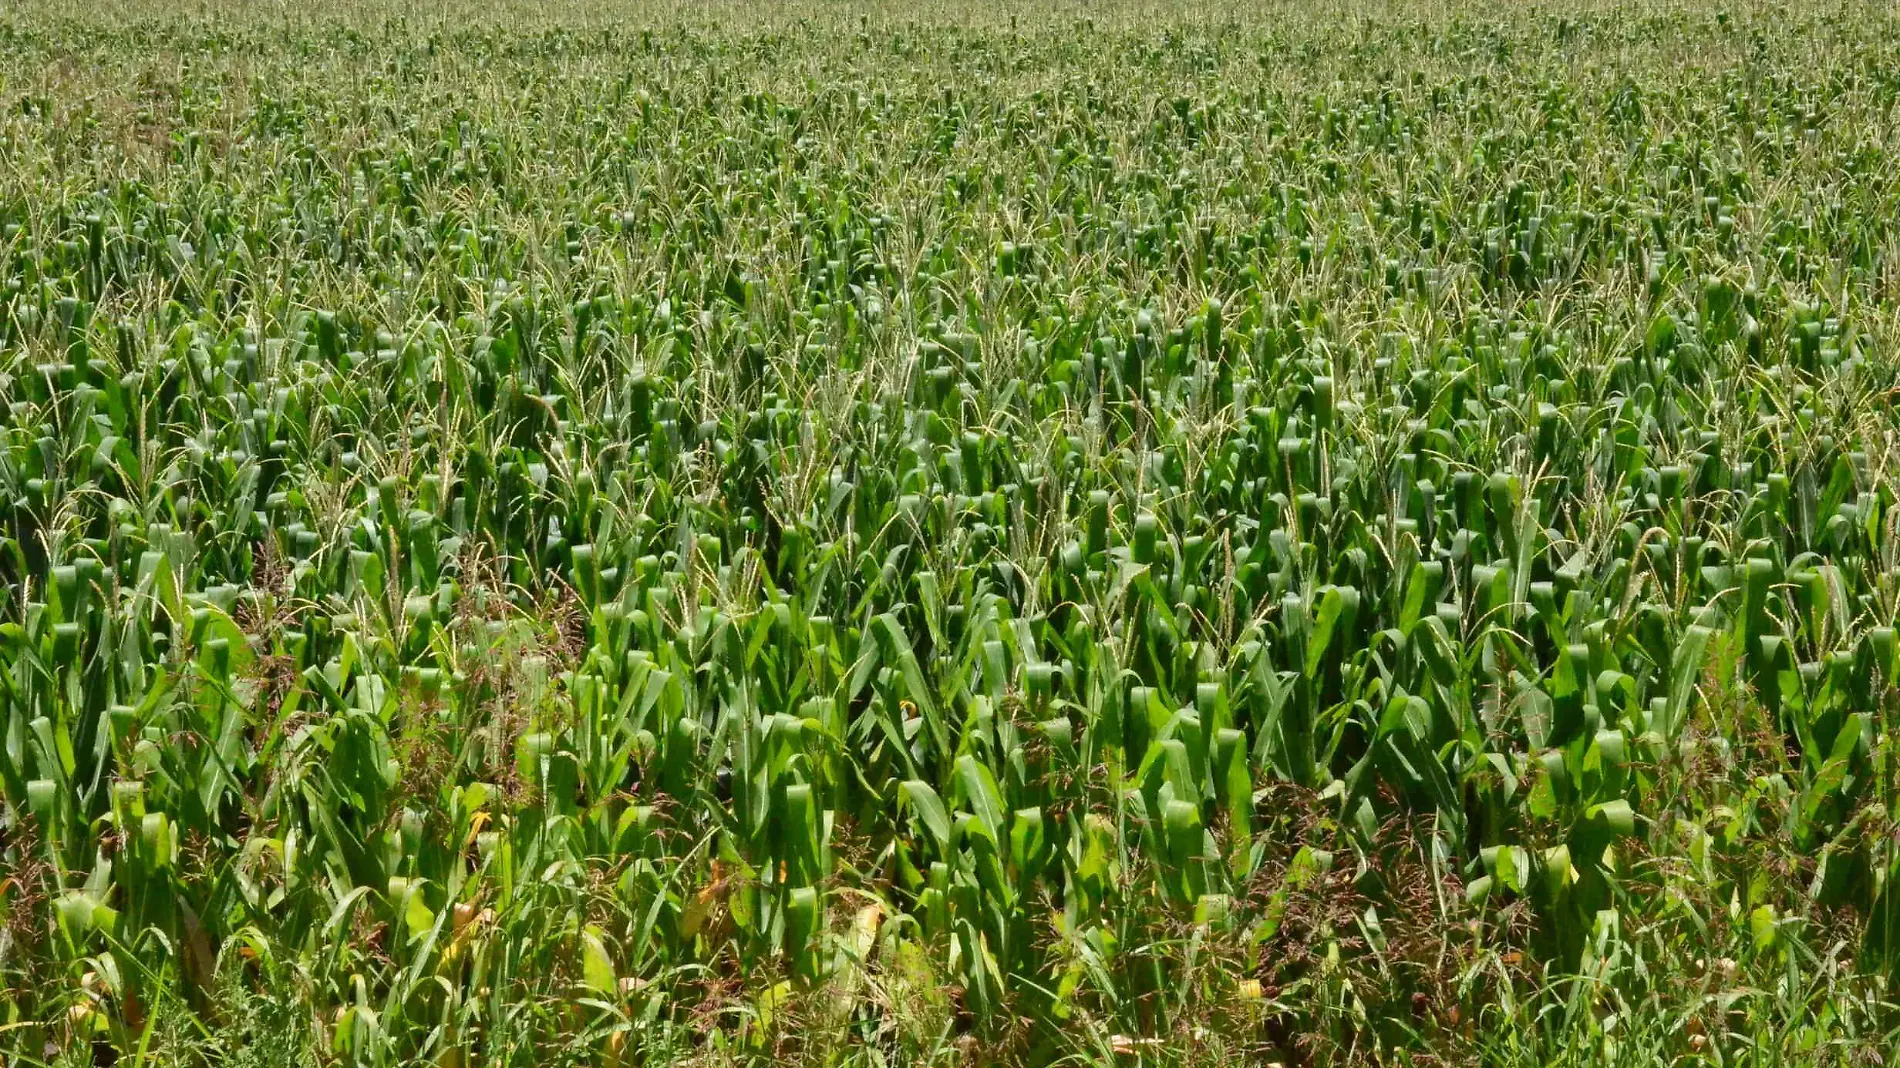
left=5, top=0, right=1900, bottom=1064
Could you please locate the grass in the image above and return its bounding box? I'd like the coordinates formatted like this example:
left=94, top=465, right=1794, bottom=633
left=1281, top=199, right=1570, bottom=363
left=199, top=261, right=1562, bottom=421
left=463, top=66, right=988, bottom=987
left=4, top=0, right=1900, bottom=1064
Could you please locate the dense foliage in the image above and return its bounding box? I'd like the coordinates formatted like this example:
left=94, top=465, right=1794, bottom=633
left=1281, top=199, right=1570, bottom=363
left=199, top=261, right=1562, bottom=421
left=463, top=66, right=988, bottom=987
left=6, top=0, right=1900, bottom=1063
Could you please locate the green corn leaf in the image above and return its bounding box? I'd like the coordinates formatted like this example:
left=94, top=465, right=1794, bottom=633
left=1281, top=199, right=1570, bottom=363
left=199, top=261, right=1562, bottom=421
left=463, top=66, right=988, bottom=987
left=900, top=779, right=953, bottom=854
left=955, top=754, right=1007, bottom=845
left=1305, top=585, right=1360, bottom=677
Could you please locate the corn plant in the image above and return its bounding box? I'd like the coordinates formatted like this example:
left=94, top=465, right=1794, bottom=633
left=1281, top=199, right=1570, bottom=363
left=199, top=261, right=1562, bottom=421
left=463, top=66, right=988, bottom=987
left=4, top=0, right=1900, bottom=1065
